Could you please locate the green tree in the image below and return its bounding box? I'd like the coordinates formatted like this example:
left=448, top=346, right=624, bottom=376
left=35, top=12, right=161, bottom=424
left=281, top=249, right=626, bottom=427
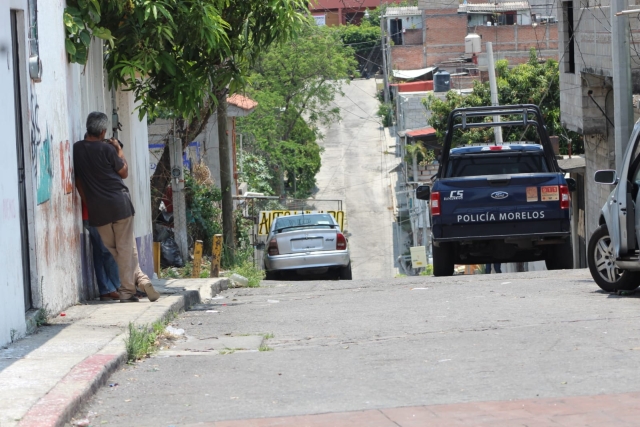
left=64, top=0, right=309, bottom=259
left=337, top=21, right=381, bottom=74
left=423, top=49, right=583, bottom=154
left=237, top=25, right=358, bottom=199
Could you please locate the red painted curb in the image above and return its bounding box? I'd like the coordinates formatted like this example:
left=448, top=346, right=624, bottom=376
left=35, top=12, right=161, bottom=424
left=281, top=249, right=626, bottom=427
left=18, top=353, right=122, bottom=427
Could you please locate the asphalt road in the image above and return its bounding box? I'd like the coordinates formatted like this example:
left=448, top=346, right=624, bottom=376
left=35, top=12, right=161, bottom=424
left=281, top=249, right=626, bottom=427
left=71, top=269, right=640, bottom=426
left=312, top=78, right=398, bottom=280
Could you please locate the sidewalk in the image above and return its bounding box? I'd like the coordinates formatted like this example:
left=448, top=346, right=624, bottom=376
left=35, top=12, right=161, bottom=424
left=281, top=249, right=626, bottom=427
left=186, top=392, right=640, bottom=426
left=0, top=277, right=228, bottom=427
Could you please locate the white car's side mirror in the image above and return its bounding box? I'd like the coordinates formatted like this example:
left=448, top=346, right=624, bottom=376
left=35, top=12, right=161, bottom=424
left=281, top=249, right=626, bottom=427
left=594, top=170, right=617, bottom=185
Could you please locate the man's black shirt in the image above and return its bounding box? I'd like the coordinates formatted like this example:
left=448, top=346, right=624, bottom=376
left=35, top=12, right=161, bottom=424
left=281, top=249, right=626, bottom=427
left=73, top=140, right=134, bottom=227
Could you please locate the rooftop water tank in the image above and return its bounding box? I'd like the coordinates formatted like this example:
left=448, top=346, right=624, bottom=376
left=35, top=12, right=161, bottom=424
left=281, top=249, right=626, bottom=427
left=465, top=33, right=481, bottom=54
left=434, top=70, right=451, bottom=93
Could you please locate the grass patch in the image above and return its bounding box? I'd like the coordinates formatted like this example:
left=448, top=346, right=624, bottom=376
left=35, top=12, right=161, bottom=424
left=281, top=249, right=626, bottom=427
left=124, top=312, right=179, bottom=362
left=419, top=265, right=434, bottom=276
left=263, top=332, right=274, bottom=340
left=229, top=261, right=264, bottom=287
left=219, top=347, right=245, bottom=355
left=259, top=345, right=274, bottom=352
left=34, top=306, right=50, bottom=327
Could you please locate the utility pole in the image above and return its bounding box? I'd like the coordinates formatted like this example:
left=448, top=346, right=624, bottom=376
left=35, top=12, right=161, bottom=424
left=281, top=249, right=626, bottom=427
left=381, top=10, right=390, bottom=103
left=169, top=131, right=189, bottom=261
left=486, top=42, right=503, bottom=144
left=612, top=0, right=633, bottom=170
left=217, top=92, right=236, bottom=260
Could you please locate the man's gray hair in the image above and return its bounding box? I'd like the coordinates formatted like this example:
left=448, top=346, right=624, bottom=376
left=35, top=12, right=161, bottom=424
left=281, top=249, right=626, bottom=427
left=86, top=112, right=109, bottom=137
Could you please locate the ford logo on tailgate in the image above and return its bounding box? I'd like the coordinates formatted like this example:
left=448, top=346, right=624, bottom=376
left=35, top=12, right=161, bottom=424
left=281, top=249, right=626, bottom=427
left=491, top=191, right=509, bottom=200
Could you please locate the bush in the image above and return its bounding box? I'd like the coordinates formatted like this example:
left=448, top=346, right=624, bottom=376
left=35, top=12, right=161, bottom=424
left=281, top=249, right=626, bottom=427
left=184, top=167, right=223, bottom=255
left=230, top=260, right=264, bottom=287
left=377, top=102, right=394, bottom=127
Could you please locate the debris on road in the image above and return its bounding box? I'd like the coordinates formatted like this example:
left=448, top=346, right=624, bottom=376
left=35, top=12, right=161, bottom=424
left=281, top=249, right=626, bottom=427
left=230, top=273, right=249, bottom=287
left=267, top=299, right=280, bottom=303
left=165, top=326, right=185, bottom=336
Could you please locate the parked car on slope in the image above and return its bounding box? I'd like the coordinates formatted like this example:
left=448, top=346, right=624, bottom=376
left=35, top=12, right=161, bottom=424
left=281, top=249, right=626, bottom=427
left=588, top=119, right=640, bottom=292
left=263, top=213, right=352, bottom=280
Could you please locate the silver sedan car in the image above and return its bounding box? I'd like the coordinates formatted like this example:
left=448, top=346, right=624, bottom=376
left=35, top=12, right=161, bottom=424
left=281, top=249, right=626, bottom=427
left=263, top=213, right=351, bottom=280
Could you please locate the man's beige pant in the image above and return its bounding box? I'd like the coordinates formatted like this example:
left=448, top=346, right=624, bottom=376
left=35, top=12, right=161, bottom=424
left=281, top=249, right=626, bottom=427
left=97, top=216, right=150, bottom=299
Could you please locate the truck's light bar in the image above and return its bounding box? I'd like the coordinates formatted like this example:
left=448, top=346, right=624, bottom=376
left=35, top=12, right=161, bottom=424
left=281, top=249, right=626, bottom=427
left=481, top=146, right=511, bottom=151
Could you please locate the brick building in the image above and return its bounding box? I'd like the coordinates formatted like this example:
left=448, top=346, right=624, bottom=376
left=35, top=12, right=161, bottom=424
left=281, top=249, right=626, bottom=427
left=385, top=1, right=559, bottom=74
left=309, top=0, right=400, bottom=26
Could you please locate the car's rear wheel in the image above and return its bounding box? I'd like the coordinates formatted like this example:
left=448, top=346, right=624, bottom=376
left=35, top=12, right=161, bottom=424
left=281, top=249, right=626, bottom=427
left=339, top=263, right=353, bottom=280
left=432, top=243, right=454, bottom=277
left=588, top=224, right=640, bottom=292
left=545, top=238, right=574, bottom=270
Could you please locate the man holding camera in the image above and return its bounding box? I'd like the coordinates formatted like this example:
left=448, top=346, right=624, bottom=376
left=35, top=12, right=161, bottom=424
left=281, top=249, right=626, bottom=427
left=74, top=112, right=159, bottom=303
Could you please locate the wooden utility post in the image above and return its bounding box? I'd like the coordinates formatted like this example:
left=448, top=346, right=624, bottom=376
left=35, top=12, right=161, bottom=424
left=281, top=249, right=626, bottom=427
left=210, top=234, right=223, bottom=277
left=153, top=242, right=161, bottom=277
left=191, top=240, right=203, bottom=278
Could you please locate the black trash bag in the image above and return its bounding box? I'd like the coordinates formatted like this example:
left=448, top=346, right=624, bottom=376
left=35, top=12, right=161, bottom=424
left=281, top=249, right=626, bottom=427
left=161, top=237, right=184, bottom=268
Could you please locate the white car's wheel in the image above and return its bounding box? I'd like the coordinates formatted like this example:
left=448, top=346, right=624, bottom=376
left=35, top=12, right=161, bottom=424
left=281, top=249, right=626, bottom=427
left=587, top=224, right=640, bottom=292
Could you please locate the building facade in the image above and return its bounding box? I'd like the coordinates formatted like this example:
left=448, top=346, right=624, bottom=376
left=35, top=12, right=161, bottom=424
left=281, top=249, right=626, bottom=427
left=1, top=0, right=152, bottom=347
left=557, top=0, right=640, bottom=243
left=310, top=0, right=398, bottom=26
left=387, top=1, right=559, bottom=72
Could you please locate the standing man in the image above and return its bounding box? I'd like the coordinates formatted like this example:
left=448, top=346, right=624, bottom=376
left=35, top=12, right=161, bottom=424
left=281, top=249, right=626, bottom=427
left=485, top=263, right=502, bottom=274
left=74, top=112, right=159, bottom=303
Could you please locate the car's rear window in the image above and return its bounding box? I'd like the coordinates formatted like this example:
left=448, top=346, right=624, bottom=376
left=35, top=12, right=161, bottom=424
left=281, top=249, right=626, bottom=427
left=445, top=153, right=549, bottom=177
left=273, top=214, right=335, bottom=232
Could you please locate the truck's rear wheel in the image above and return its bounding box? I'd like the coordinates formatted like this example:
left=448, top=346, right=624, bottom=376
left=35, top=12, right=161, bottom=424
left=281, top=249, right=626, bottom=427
left=545, top=238, right=574, bottom=270
left=432, top=243, right=454, bottom=276
left=588, top=224, right=640, bottom=292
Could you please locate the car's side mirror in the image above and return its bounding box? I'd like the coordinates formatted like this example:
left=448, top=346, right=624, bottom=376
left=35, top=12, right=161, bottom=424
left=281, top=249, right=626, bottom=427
left=416, top=185, right=431, bottom=200
left=594, top=170, right=617, bottom=185
left=565, top=177, right=577, bottom=192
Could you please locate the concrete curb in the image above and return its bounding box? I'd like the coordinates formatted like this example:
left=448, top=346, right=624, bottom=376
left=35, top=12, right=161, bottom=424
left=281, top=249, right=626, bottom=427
left=16, top=278, right=229, bottom=427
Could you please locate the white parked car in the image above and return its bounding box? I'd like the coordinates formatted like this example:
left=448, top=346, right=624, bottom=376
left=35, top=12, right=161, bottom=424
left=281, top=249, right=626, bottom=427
left=263, top=213, right=352, bottom=280
left=589, top=120, right=640, bottom=291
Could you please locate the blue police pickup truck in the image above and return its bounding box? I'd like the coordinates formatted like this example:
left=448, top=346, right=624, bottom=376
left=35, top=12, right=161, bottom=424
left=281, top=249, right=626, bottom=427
left=415, top=105, right=575, bottom=276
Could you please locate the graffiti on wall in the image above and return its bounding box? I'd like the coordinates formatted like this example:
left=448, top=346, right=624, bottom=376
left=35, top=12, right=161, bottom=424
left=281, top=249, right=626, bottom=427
left=60, top=140, right=73, bottom=194
left=29, top=91, right=53, bottom=204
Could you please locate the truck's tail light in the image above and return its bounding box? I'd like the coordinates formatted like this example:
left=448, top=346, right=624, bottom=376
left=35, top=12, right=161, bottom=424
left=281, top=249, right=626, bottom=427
left=267, top=238, right=279, bottom=255
left=560, top=184, right=570, bottom=209
left=337, top=233, right=347, bottom=250
left=430, top=191, right=441, bottom=216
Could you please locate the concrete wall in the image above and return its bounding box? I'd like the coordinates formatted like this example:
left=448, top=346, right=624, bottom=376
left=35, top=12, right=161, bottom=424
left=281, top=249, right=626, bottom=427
left=557, top=0, right=640, bottom=244
left=1, top=0, right=29, bottom=347
left=1, top=1, right=151, bottom=347
left=397, top=92, right=431, bottom=132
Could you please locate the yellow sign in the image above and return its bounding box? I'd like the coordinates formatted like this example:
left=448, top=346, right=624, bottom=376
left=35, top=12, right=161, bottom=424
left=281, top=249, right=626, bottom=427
left=258, top=210, right=346, bottom=235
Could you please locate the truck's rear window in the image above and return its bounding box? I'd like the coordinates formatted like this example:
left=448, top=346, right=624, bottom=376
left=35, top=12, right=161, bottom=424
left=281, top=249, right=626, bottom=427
left=445, top=153, right=549, bottom=177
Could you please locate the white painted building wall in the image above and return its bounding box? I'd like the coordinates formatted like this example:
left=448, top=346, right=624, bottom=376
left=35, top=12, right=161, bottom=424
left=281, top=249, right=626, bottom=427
left=1, top=0, right=29, bottom=347
left=1, top=0, right=151, bottom=347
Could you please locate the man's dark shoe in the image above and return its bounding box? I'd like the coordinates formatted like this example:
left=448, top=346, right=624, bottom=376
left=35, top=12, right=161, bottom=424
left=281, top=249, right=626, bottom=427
left=120, top=296, right=140, bottom=303
left=100, top=292, right=120, bottom=301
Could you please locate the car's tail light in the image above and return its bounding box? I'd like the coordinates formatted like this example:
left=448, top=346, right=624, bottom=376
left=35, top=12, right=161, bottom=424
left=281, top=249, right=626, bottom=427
left=337, top=233, right=347, bottom=250
left=430, top=191, right=441, bottom=216
left=267, top=238, right=279, bottom=255
left=560, top=184, right=570, bottom=209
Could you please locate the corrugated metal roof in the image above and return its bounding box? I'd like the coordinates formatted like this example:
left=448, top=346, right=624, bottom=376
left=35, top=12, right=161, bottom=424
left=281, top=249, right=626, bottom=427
left=384, top=6, right=421, bottom=16
left=458, top=1, right=530, bottom=13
